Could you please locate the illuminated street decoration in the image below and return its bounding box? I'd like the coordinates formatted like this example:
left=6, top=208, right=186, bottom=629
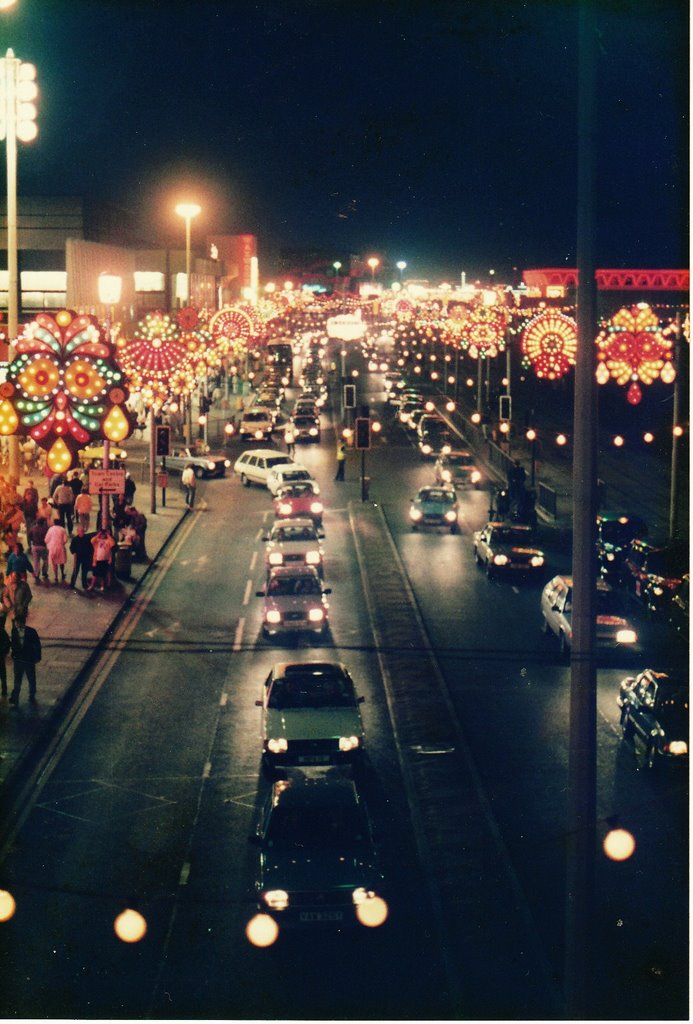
left=462, top=305, right=508, bottom=358
left=595, top=303, right=675, bottom=405
left=521, top=311, right=578, bottom=380
left=118, top=313, right=188, bottom=393
left=176, top=305, right=200, bottom=331
left=209, top=304, right=255, bottom=356
left=0, top=310, right=133, bottom=471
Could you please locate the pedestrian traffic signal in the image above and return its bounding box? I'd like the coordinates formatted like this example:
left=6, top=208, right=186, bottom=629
left=354, top=417, right=371, bottom=450
left=343, top=384, right=356, bottom=408
left=155, top=425, right=171, bottom=457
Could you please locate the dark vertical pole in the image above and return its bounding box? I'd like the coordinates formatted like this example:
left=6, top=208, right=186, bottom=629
left=360, top=448, right=366, bottom=502
left=668, top=313, right=681, bottom=540
left=565, top=0, right=598, bottom=1017
left=149, top=407, right=156, bottom=515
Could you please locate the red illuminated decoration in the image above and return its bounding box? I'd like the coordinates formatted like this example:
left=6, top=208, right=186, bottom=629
left=176, top=305, right=200, bottom=331
left=462, top=305, right=509, bottom=358
left=2, top=310, right=133, bottom=471
left=209, top=305, right=256, bottom=356
left=522, top=311, right=578, bottom=380
left=595, top=303, right=675, bottom=405
left=118, top=312, right=189, bottom=404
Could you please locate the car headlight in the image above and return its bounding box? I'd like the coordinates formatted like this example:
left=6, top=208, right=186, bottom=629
left=305, top=550, right=321, bottom=565
left=310, top=501, right=323, bottom=514
left=421, top=444, right=432, bottom=454
left=606, top=552, right=616, bottom=562
left=665, top=740, right=688, bottom=756
left=352, top=887, right=374, bottom=906
left=616, top=629, right=637, bottom=644
left=278, top=502, right=293, bottom=515
left=266, top=609, right=282, bottom=624
left=339, top=736, right=361, bottom=752
left=262, top=889, right=289, bottom=910
left=442, top=470, right=451, bottom=482
left=493, top=554, right=509, bottom=565
left=309, top=427, right=318, bottom=436
left=266, top=738, right=288, bottom=754
left=410, top=507, right=423, bottom=521
left=442, top=444, right=451, bottom=455
left=530, top=555, right=545, bottom=567
left=651, top=585, right=664, bottom=596
left=224, top=459, right=231, bottom=468
left=206, top=461, right=215, bottom=470
left=444, top=510, right=456, bottom=522
left=268, top=552, right=284, bottom=565
left=471, top=470, right=481, bottom=483
left=308, top=607, right=325, bottom=622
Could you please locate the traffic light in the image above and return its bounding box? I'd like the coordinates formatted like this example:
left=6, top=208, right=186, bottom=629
left=343, top=384, right=356, bottom=408
left=354, top=417, right=371, bottom=450
left=155, top=425, right=171, bottom=457
left=499, top=395, right=512, bottom=421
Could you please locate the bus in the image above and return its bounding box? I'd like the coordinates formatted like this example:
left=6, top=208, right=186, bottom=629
left=265, top=339, right=294, bottom=384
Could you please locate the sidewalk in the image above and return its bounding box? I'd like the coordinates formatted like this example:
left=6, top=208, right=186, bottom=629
left=0, top=468, right=189, bottom=816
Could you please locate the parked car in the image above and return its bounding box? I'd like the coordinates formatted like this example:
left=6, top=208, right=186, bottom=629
left=239, top=408, right=274, bottom=441
left=263, top=517, right=324, bottom=576
left=617, top=668, right=688, bottom=767
left=409, top=486, right=459, bottom=533
left=78, top=444, right=128, bottom=469
left=273, top=481, right=324, bottom=527
left=622, top=538, right=689, bottom=616
left=267, top=464, right=318, bottom=497
left=596, top=512, right=648, bottom=580
left=473, top=522, right=545, bottom=578
left=255, top=661, right=365, bottom=773
left=162, top=446, right=230, bottom=478
left=540, top=574, right=641, bottom=657
left=234, top=449, right=295, bottom=487
left=249, top=774, right=384, bottom=929
left=434, top=450, right=482, bottom=489
left=257, top=565, right=331, bottom=638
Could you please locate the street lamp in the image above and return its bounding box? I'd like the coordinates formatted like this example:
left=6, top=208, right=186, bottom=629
left=333, top=260, right=342, bottom=276
left=396, top=260, right=407, bottom=283
left=97, top=272, right=122, bottom=530
left=367, top=257, right=379, bottom=281
left=1, top=47, right=38, bottom=483
left=174, top=201, right=201, bottom=306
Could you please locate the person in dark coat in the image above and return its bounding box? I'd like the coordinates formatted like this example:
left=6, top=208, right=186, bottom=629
left=69, top=525, right=93, bottom=589
left=8, top=614, right=41, bottom=706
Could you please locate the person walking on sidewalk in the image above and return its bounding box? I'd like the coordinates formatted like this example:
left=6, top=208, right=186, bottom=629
left=181, top=464, right=197, bottom=508
left=89, top=527, right=115, bottom=592
left=70, top=525, right=93, bottom=590
left=21, top=480, right=39, bottom=532
left=8, top=613, right=41, bottom=707
left=0, top=610, right=9, bottom=697
left=74, top=489, right=93, bottom=532
left=45, top=521, right=69, bottom=583
left=29, top=517, right=49, bottom=582
left=334, top=440, right=346, bottom=481
left=53, top=479, right=75, bottom=534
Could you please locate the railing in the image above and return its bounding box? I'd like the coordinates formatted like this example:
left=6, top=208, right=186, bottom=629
left=537, top=482, right=557, bottom=518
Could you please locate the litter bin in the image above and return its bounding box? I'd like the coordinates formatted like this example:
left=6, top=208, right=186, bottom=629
left=114, top=543, right=133, bottom=580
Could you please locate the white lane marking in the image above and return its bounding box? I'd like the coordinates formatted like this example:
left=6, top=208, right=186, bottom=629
left=202, top=761, right=212, bottom=779
left=249, top=550, right=257, bottom=571
left=255, top=528, right=264, bottom=541
left=219, top=691, right=228, bottom=707
left=233, top=617, right=245, bottom=652
left=242, top=579, right=253, bottom=605
left=178, top=862, right=191, bottom=886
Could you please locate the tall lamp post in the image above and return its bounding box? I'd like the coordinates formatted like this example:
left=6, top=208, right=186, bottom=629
left=174, top=202, right=201, bottom=307
left=396, top=260, right=407, bottom=284
left=367, top=257, right=379, bottom=282
left=97, top=272, right=122, bottom=531
left=1, top=47, right=38, bottom=483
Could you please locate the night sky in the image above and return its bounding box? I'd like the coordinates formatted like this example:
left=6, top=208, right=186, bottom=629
left=3, top=0, right=689, bottom=279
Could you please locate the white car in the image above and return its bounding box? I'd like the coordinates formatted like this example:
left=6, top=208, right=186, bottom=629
left=263, top=517, right=324, bottom=576
left=266, top=463, right=318, bottom=496
left=239, top=408, right=274, bottom=441
left=540, top=574, right=641, bottom=656
left=257, top=565, right=331, bottom=638
left=234, top=449, right=295, bottom=487
left=255, top=661, right=365, bottom=773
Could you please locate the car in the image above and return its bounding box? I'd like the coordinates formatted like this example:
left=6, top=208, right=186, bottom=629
left=257, top=565, right=331, bottom=637
left=434, top=450, right=482, bottom=489
left=290, top=412, right=321, bottom=443
left=596, top=513, right=648, bottom=580
left=263, top=517, right=325, bottom=576
left=473, top=522, right=545, bottom=578
left=540, top=574, right=641, bottom=657
left=239, top=408, right=274, bottom=441
left=398, top=399, right=424, bottom=425
left=162, top=446, right=230, bottom=478
left=409, top=485, right=459, bottom=533
left=234, top=449, right=296, bottom=487
left=78, top=444, right=128, bottom=468
left=668, top=573, right=689, bottom=642
left=273, top=481, right=324, bottom=526
left=416, top=413, right=445, bottom=441
left=617, top=668, right=688, bottom=767
left=266, top=464, right=318, bottom=497
left=622, top=538, right=689, bottom=616
left=293, top=396, right=320, bottom=416
left=418, top=427, right=453, bottom=459
left=255, top=661, right=365, bottom=773
left=249, top=774, right=384, bottom=929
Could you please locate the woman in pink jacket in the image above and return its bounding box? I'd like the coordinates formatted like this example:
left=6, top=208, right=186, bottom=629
left=44, top=522, right=69, bottom=583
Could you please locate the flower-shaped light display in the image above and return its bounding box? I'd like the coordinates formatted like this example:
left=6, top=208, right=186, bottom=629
left=176, top=305, right=200, bottom=331
left=118, top=313, right=189, bottom=396
left=462, top=305, right=509, bottom=359
left=595, top=303, right=675, bottom=405
left=0, top=310, right=133, bottom=472
left=522, top=311, right=578, bottom=380
left=209, top=305, right=256, bottom=357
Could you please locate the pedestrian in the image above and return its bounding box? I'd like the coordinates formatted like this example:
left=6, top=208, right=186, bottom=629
left=285, top=428, right=296, bottom=457
left=7, top=541, right=34, bottom=579
left=8, top=613, right=41, bottom=707
left=181, top=464, right=196, bottom=508
left=53, top=478, right=75, bottom=534
left=45, top=520, right=69, bottom=583
left=12, top=576, right=33, bottom=622
left=124, top=472, right=136, bottom=505
left=48, top=472, right=65, bottom=498
left=89, top=527, right=115, bottom=592
left=29, top=517, right=49, bottom=582
left=74, top=489, right=93, bottom=532
left=334, top=440, right=346, bottom=481
left=67, top=468, right=83, bottom=500
left=36, top=496, right=53, bottom=526
left=69, top=524, right=93, bottom=589
left=21, top=479, right=39, bottom=532
left=0, top=610, right=9, bottom=698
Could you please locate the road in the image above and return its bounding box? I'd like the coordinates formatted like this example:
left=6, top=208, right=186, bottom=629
left=0, top=353, right=687, bottom=1019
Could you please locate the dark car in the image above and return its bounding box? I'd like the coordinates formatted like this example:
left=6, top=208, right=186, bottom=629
left=668, top=574, right=689, bottom=643
left=617, top=668, right=689, bottom=767
left=596, top=513, right=648, bottom=580
left=249, top=774, right=385, bottom=929
left=623, top=539, right=689, bottom=615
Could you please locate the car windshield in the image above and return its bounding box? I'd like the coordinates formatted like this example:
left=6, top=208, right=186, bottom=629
left=268, top=672, right=355, bottom=709
left=272, top=526, right=317, bottom=542
left=244, top=412, right=266, bottom=421
left=492, top=527, right=532, bottom=545
left=266, top=804, right=366, bottom=847
left=448, top=454, right=474, bottom=467
left=267, top=575, right=321, bottom=596
left=420, top=489, right=455, bottom=504
left=278, top=483, right=314, bottom=498
left=281, top=471, right=311, bottom=483
left=294, top=417, right=316, bottom=426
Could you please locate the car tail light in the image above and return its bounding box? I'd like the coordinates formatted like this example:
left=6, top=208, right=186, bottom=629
left=262, top=889, right=289, bottom=910
left=530, top=555, right=545, bottom=567
left=308, top=608, right=324, bottom=622
left=665, top=740, right=688, bottom=756
left=266, top=738, right=288, bottom=754
left=339, top=736, right=360, bottom=752
left=616, top=628, right=637, bottom=644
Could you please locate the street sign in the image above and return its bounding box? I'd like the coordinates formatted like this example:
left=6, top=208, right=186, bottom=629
left=89, top=468, right=125, bottom=495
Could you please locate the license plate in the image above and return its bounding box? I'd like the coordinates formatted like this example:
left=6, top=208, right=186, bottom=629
left=298, top=754, right=330, bottom=764
left=299, top=910, right=343, bottom=922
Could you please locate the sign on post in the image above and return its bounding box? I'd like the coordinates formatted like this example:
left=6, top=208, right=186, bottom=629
left=89, top=468, right=126, bottom=495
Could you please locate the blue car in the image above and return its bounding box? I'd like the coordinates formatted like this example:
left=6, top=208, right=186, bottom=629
left=409, top=485, right=459, bottom=533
